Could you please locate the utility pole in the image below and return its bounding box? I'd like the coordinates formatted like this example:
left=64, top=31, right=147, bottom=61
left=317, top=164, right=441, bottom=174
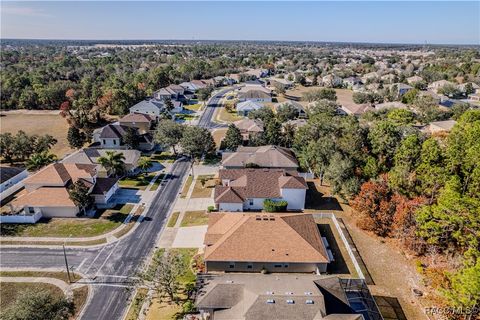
left=63, top=235, right=72, bottom=283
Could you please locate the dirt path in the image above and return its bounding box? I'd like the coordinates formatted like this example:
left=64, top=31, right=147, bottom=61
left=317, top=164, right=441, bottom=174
left=309, top=181, right=428, bottom=320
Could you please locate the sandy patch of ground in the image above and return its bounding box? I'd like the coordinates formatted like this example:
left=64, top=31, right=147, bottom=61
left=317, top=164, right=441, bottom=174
left=0, top=112, right=72, bottom=158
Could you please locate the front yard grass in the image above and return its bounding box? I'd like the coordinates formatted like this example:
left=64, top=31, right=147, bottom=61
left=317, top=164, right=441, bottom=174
left=167, top=212, right=180, bottom=228
left=216, top=106, right=242, bottom=123
left=119, top=174, right=156, bottom=190
left=151, top=151, right=176, bottom=163
left=191, top=175, right=216, bottom=198
left=125, top=288, right=148, bottom=320
left=0, top=204, right=133, bottom=238
left=0, top=282, right=64, bottom=310
left=184, top=103, right=202, bottom=112
left=150, top=174, right=165, bottom=191
left=180, top=211, right=209, bottom=227
left=0, top=271, right=82, bottom=283
left=212, top=128, right=227, bottom=150
left=180, top=176, right=193, bottom=198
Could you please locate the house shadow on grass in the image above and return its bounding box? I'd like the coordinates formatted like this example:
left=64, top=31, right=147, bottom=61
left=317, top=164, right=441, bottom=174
left=305, top=182, right=342, bottom=211
left=374, top=296, right=408, bottom=320
left=317, top=223, right=351, bottom=275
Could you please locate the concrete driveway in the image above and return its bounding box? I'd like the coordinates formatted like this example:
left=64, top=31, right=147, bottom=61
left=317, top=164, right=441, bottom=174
left=110, top=188, right=142, bottom=204
left=171, top=226, right=208, bottom=248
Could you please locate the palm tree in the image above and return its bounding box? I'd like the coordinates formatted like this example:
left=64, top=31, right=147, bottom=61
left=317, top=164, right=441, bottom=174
left=137, top=157, right=153, bottom=176
left=97, top=151, right=126, bottom=177
left=26, top=152, right=57, bottom=171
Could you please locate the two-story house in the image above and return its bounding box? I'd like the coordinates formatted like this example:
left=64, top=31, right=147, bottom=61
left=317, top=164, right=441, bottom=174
left=92, top=124, right=154, bottom=151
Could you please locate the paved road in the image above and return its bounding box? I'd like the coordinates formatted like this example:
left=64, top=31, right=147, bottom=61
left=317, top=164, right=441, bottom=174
left=0, top=87, right=233, bottom=319
left=197, top=87, right=234, bottom=129
left=1, top=159, right=190, bottom=319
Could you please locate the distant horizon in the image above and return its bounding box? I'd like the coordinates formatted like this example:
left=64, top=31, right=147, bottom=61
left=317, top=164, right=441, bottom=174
left=2, top=38, right=479, bottom=47
left=1, top=1, right=479, bottom=45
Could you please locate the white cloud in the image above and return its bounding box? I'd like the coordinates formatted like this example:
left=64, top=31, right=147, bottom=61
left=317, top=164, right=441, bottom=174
left=1, top=5, right=51, bottom=17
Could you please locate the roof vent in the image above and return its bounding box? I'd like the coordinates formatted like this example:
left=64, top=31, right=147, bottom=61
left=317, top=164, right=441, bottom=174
left=286, top=299, right=294, bottom=304
left=263, top=216, right=269, bottom=221
left=269, top=215, right=275, bottom=221
left=285, top=291, right=293, bottom=295
left=226, top=280, right=234, bottom=284
left=304, top=292, right=313, bottom=295
left=306, top=300, right=314, bottom=304
left=266, top=299, right=275, bottom=304
left=266, top=291, right=274, bottom=295
left=255, top=215, right=261, bottom=220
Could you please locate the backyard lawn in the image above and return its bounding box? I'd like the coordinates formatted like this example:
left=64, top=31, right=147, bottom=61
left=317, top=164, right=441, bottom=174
left=191, top=175, right=216, bottom=198
left=119, top=174, right=156, bottom=190
left=0, top=204, right=133, bottom=238
left=180, top=211, right=209, bottom=227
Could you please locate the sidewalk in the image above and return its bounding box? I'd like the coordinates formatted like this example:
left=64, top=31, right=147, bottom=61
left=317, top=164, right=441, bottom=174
left=0, top=166, right=171, bottom=246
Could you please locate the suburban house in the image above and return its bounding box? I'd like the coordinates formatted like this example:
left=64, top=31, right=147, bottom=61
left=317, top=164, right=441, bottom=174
left=343, top=77, right=362, bottom=89
left=236, top=100, right=263, bottom=116
left=245, top=68, right=269, bottom=79
left=129, top=98, right=183, bottom=119
left=407, top=75, right=424, bottom=85
left=179, top=80, right=210, bottom=93
left=214, top=168, right=307, bottom=211
left=92, top=124, right=154, bottom=151
left=274, top=100, right=307, bottom=118
left=8, top=163, right=118, bottom=220
left=237, top=86, right=272, bottom=103
left=340, top=103, right=373, bottom=116
left=221, top=145, right=299, bottom=170
left=428, top=80, right=455, bottom=94
left=203, top=213, right=329, bottom=273
left=62, top=148, right=141, bottom=177
left=269, top=77, right=294, bottom=90
left=118, top=113, right=155, bottom=134
left=195, top=273, right=381, bottom=320
left=392, top=83, right=413, bottom=96
left=374, top=101, right=408, bottom=111
left=424, top=120, right=457, bottom=134
left=322, top=74, right=343, bottom=88
left=153, top=84, right=186, bottom=102
left=233, top=118, right=264, bottom=142
left=0, top=166, right=28, bottom=201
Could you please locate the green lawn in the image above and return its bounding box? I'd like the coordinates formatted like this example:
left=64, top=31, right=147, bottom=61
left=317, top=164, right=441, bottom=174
left=0, top=204, right=133, bottom=238
left=119, top=174, right=156, bottom=190
left=167, top=212, right=180, bottom=228
left=180, top=176, right=193, bottom=198
left=0, top=282, right=64, bottom=310
left=151, top=152, right=176, bottom=163
left=184, top=103, right=202, bottom=111
left=150, top=174, right=165, bottom=191
left=180, top=211, right=209, bottom=227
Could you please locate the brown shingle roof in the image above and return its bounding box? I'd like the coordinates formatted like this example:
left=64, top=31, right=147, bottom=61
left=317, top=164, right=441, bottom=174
left=214, top=169, right=306, bottom=203
left=221, top=145, right=298, bottom=169
left=119, top=113, right=154, bottom=123
left=24, top=163, right=97, bottom=186
left=204, top=213, right=329, bottom=263
left=12, top=187, right=76, bottom=208
left=233, top=119, right=264, bottom=134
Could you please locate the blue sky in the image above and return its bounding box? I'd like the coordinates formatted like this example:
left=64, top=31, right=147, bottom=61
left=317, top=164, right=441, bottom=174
left=1, top=1, right=479, bottom=44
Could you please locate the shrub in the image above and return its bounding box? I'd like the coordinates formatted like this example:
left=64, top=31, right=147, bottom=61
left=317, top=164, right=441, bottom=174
left=207, top=206, right=216, bottom=213
left=263, top=199, right=288, bottom=212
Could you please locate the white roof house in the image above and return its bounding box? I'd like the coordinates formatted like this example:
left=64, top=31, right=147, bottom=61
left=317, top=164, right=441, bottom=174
left=236, top=100, right=263, bottom=116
